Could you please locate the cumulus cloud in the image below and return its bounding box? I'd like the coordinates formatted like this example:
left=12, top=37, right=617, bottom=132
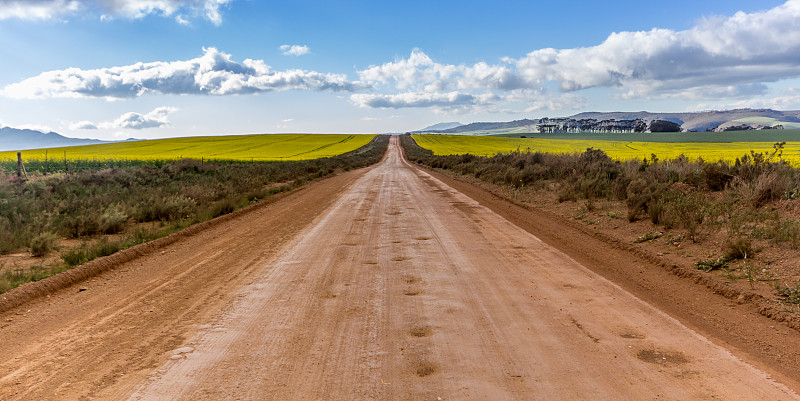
left=354, top=1, right=800, bottom=110
left=514, top=0, right=800, bottom=98
left=7, top=2, right=800, bottom=114
left=0, top=0, right=232, bottom=24
left=351, top=91, right=484, bottom=109
left=355, top=50, right=533, bottom=111
left=690, top=92, right=800, bottom=112
left=104, top=106, right=176, bottom=129
left=280, top=45, right=310, bottom=57
left=524, top=93, right=588, bottom=112
left=3, top=47, right=363, bottom=99
left=69, top=120, right=98, bottom=130
left=71, top=106, right=177, bottom=130
left=0, top=0, right=80, bottom=20
left=15, top=123, right=55, bottom=132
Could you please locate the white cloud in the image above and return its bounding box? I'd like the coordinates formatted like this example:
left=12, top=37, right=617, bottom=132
left=103, top=106, right=177, bottom=129
left=355, top=50, right=533, bottom=111
left=69, top=120, right=98, bottom=130
left=2, top=47, right=364, bottom=99
left=280, top=45, right=310, bottom=57
left=174, top=14, right=190, bottom=25
left=15, top=123, right=55, bottom=132
left=524, top=93, right=588, bottom=112
left=71, top=106, right=177, bottom=130
left=0, top=0, right=80, bottom=20
left=354, top=1, right=800, bottom=111
left=514, top=0, right=800, bottom=98
left=0, top=0, right=232, bottom=25
left=358, top=49, right=460, bottom=91
left=689, top=92, right=800, bottom=112
left=351, top=91, right=484, bottom=109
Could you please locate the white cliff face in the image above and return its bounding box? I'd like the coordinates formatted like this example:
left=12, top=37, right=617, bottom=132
left=429, top=108, right=800, bottom=135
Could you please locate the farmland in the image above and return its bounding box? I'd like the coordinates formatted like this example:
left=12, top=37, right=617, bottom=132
left=412, top=133, right=800, bottom=165
left=0, top=135, right=389, bottom=293
left=0, top=134, right=376, bottom=163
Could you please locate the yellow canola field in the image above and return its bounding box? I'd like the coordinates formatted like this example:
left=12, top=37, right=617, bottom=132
left=412, top=134, right=800, bottom=166
left=1, top=134, right=376, bottom=162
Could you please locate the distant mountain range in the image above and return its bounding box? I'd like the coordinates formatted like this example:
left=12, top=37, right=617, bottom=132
left=416, top=109, right=800, bottom=134
left=418, top=122, right=463, bottom=131
left=0, top=127, right=111, bottom=151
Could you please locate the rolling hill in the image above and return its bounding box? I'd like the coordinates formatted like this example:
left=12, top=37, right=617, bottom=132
left=0, top=127, right=110, bottom=151
left=417, top=109, right=800, bottom=135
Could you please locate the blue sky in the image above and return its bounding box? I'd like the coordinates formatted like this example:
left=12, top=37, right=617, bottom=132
left=0, top=0, right=798, bottom=139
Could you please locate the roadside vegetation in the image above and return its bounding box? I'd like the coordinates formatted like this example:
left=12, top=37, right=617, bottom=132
left=401, top=134, right=800, bottom=307
left=0, top=135, right=389, bottom=293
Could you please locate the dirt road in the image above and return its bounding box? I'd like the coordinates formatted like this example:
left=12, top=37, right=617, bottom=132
left=1, top=136, right=798, bottom=400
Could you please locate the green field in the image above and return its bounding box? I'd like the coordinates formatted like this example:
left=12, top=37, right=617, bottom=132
left=1, top=134, right=376, bottom=162
left=412, top=134, right=800, bottom=165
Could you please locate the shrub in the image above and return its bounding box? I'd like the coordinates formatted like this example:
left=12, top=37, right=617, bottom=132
left=137, top=194, right=196, bottom=222
left=752, top=170, right=794, bottom=206
left=668, top=193, right=708, bottom=242
left=625, top=179, right=667, bottom=222
left=724, top=237, right=754, bottom=260
left=57, top=213, right=101, bottom=238
left=99, top=204, right=128, bottom=234
left=647, top=198, right=666, bottom=225
left=30, top=232, right=58, bottom=257
left=702, top=162, right=734, bottom=191
left=0, top=216, right=24, bottom=255
left=61, top=248, right=88, bottom=267
left=210, top=198, right=238, bottom=217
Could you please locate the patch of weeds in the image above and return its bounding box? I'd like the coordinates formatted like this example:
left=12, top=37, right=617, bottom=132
left=633, top=231, right=663, bottom=243
left=774, top=284, right=800, bottom=304
left=696, top=255, right=732, bottom=272
left=606, top=211, right=619, bottom=219
left=61, top=238, right=122, bottom=267
left=771, top=219, right=800, bottom=249
left=0, top=264, right=69, bottom=293
left=61, top=247, right=89, bottom=267
left=665, top=234, right=684, bottom=246
left=584, top=198, right=596, bottom=212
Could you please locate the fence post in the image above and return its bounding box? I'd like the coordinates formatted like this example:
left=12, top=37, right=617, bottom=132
left=17, top=152, right=27, bottom=181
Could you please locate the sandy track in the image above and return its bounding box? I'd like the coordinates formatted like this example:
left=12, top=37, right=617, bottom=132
left=2, top=136, right=799, bottom=400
